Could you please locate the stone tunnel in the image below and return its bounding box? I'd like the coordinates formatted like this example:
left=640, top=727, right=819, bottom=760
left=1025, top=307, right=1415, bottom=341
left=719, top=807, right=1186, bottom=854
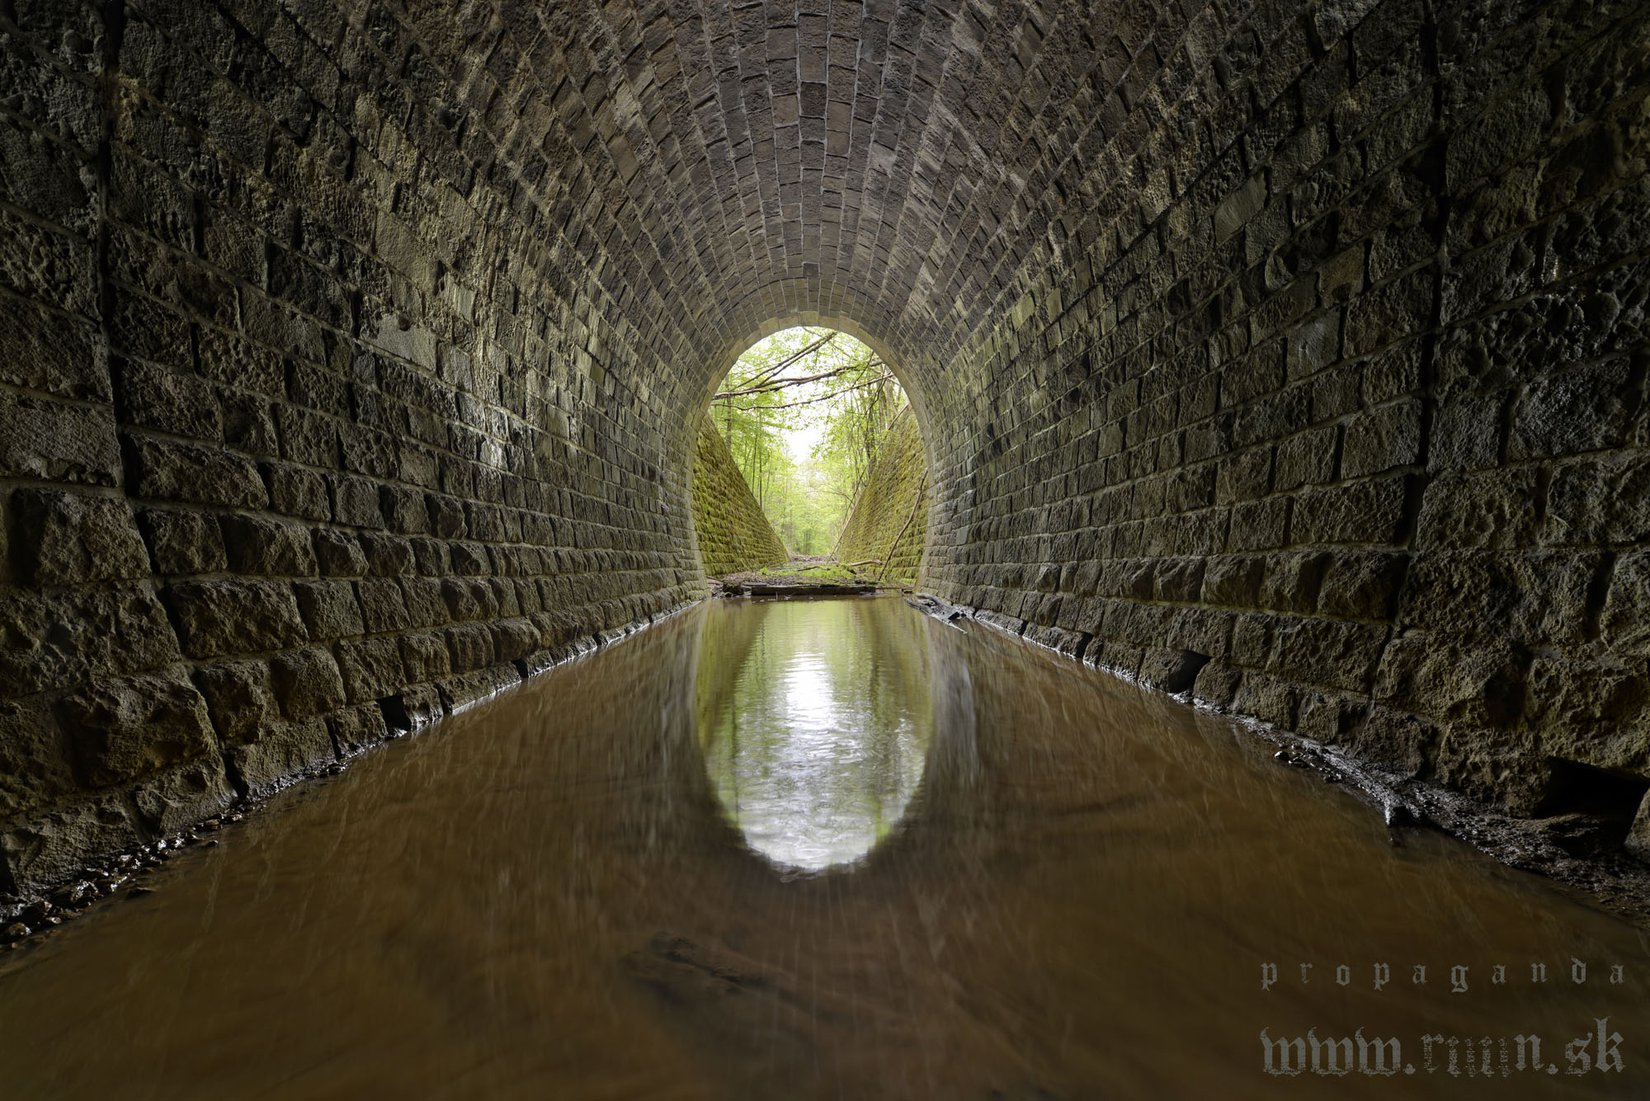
left=1, top=0, right=1649, bottom=898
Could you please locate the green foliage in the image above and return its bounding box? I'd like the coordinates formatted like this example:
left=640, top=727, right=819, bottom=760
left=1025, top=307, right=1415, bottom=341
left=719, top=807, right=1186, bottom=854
left=710, top=327, right=907, bottom=556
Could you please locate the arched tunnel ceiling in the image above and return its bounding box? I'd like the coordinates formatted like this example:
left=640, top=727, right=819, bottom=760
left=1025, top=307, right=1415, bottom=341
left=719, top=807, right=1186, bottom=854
left=408, top=0, right=1195, bottom=414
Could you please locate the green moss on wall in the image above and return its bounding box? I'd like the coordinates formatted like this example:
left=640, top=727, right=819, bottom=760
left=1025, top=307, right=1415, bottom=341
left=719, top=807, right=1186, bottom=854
left=692, top=417, right=788, bottom=576
left=836, top=409, right=929, bottom=585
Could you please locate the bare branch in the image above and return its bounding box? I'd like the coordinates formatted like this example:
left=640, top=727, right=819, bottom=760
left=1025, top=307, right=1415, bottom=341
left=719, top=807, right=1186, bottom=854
left=718, top=374, right=895, bottom=411
left=723, top=332, right=839, bottom=394
left=714, top=355, right=886, bottom=400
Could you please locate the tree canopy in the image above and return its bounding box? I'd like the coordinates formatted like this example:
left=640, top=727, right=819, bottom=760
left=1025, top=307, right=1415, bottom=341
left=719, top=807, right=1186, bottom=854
left=709, top=327, right=907, bottom=556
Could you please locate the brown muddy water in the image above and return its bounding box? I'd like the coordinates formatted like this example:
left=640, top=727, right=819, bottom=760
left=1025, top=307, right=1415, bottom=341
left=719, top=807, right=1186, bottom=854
left=2, top=595, right=1648, bottom=1100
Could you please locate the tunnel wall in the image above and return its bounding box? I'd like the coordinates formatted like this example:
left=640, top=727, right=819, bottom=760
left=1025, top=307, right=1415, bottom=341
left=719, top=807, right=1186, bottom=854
left=1, top=0, right=1647, bottom=897
left=0, top=0, right=705, bottom=895
left=835, top=409, right=929, bottom=585
left=922, top=0, right=1650, bottom=814
left=690, top=419, right=787, bottom=576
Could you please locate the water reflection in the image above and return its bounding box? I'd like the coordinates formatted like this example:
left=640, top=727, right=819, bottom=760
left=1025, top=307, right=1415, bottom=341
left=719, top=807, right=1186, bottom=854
left=695, top=600, right=938, bottom=871
left=0, top=596, right=1647, bottom=1100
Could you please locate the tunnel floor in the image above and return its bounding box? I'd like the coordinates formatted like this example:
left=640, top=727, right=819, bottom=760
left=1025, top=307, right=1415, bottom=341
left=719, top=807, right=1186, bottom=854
left=1, top=597, right=1647, bottom=1099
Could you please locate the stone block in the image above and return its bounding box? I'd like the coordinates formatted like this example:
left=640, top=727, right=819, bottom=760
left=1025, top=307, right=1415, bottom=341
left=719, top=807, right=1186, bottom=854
left=1374, top=633, right=1527, bottom=729
left=331, top=473, right=383, bottom=527
left=1428, top=395, right=1502, bottom=472
left=1269, top=616, right=1387, bottom=694
left=1527, top=657, right=1650, bottom=774
left=275, top=402, right=339, bottom=466
left=1416, top=469, right=1539, bottom=549
left=379, top=684, right=443, bottom=732
left=0, top=391, right=120, bottom=485
left=335, top=637, right=404, bottom=703
left=1231, top=670, right=1298, bottom=728
left=57, top=669, right=218, bottom=786
left=1192, top=660, right=1242, bottom=707
left=165, top=579, right=307, bottom=658
left=11, top=489, right=151, bottom=586
left=264, top=462, right=331, bottom=520
left=1396, top=551, right=1518, bottom=636
left=1261, top=552, right=1326, bottom=613
left=1317, top=550, right=1409, bottom=620
left=1286, top=309, right=1341, bottom=378
left=313, top=528, right=367, bottom=576
left=1292, top=477, right=1407, bottom=545
left=1546, top=457, right=1650, bottom=545
left=1153, top=557, right=1205, bottom=603
left=117, top=358, right=223, bottom=440
left=132, top=757, right=236, bottom=834
left=1202, top=555, right=1266, bottom=606
left=400, top=631, right=451, bottom=681
left=399, top=576, right=448, bottom=628
left=441, top=576, right=489, bottom=620
left=358, top=531, right=415, bottom=576
left=0, top=298, right=109, bottom=400
left=130, top=435, right=268, bottom=508
left=293, top=579, right=364, bottom=638
left=1215, top=175, right=1267, bottom=243
left=0, top=585, right=180, bottom=696
left=445, top=622, right=495, bottom=673
left=1, top=794, right=141, bottom=895
left=1601, top=552, right=1650, bottom=655
left=221, top=514, right=319, bottom=576
left=192, top=660, right=275, bottom=745
left=269, top=646, right=347, bottom=719
left=1341, top=399, right=1422, bottom=478
left=1139, top=647, right=1212, bottom=693
left=141, top=507, right=227, bottom=575
left=225, top=719, right=336, bottom=796
left=381, top=485, right=430, bottom=534
left=437, top=664, right=521, bottom=713
left=356, top=577, right=411, bottom=633
left=0, top=700, right=78, bottom=820
left=328, top=702, right=388, bottom=754
left=1343, top=705, right=1436, bottom=776
left=222, top=392, right=280, bottom=457
left=490, top=617, right=538, bottom=663
left=1510, top=358, right=1635, bottom=459
left=1274, top=427, right=1337, bottom=490
left=1226, top=497, right=1289, bottom=551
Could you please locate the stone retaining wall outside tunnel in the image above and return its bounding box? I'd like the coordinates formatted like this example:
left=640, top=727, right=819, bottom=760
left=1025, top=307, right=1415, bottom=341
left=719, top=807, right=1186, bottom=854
left=691, top=417, right=788, bottom=576
left=835, top=408, right=929, bottom=586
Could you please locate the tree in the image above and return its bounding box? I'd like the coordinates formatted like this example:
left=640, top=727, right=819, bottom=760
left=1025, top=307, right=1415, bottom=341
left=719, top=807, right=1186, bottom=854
left=709, top=327, right=908, bottom=556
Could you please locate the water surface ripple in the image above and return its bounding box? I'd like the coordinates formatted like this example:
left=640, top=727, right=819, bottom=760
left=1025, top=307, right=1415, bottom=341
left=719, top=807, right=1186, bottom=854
left=2, top=596, right=1647, bottom=1099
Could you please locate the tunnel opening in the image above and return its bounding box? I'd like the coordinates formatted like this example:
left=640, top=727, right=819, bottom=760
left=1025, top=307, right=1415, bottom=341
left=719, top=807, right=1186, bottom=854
left=690, top=326, right=932, bottom=588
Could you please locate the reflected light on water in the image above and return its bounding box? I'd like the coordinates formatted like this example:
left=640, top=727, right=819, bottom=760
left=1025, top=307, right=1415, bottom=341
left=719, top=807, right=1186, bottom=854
left=699, top=599, right=933, bottom=871
left=3, top=595, right=1649, bottom=1100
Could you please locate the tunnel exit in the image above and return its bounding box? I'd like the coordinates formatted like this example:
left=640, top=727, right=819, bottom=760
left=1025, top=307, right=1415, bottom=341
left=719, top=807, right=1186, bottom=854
left=691, top=326, right=932, bottom=589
